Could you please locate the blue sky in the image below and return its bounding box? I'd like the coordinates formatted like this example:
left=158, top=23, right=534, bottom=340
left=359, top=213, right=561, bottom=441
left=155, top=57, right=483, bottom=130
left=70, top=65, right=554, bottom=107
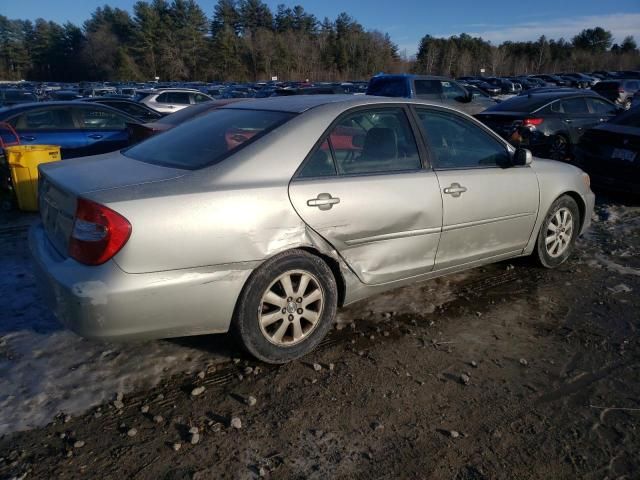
left=2, top=0, right=639, bottom=56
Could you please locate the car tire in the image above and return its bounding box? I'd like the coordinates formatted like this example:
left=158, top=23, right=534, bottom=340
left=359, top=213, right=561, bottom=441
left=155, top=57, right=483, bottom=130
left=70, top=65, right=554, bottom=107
left=534, top=195, right=580, bottom=268
left=232, top=249, right=338, bottom=364
left=549, top=135, right=570, bottom=161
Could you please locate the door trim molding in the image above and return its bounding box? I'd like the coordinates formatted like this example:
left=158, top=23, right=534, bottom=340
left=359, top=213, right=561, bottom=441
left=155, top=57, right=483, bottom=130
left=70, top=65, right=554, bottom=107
left=345, top=226, right=442, bottom=246
left=442, top=212, right=535, bottom=232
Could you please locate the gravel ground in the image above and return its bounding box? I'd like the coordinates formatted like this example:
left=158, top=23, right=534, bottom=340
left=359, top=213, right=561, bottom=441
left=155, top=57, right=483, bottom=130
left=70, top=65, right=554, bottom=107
left=0, top=196, right=639, bottom=480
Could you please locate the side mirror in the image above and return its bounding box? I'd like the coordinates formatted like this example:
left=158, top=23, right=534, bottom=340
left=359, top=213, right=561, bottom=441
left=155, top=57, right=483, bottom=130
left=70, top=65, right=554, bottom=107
left=513, top=148, right=533, bottom=166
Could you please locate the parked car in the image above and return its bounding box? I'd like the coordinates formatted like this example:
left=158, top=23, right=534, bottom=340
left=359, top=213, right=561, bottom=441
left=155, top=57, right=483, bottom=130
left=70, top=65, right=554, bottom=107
left=0, top=102, right=139, bottom=159
left=592, top=79, right=640, bottom=109
left=127, top=99, right=245, bottom=143
left=530, top=74, right=569, bottom=86
left=485, top=77, right=521, bottom=94
left=273, top=86, right=346, bottom=96
left=464, top=85, right=499, bottom=105
left=134, top=88, right=214, bottom=113
left=0, top=89, right=39, bottom=107
left=30, top=95, right=594, bottom=363
left=464, top=79, right=502, bottom=96
left=560, top=73, right=598, bottom=88
left=48, top=90, right=83, bottom=101
left=79, top=97, right=164, bottom=122
left=475, top=91, right=619, bottom=160
left=573, top=106, right=639, bottom=194
left=366, top=74, right=494, bottom=114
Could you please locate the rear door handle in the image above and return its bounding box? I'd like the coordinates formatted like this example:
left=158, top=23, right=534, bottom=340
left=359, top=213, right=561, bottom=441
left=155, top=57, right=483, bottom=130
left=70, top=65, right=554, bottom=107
left=88, top=134, right=103, bottom=139
left=307, top=193, right=340, bottom=210
left=20, top=135, right=36, bottom=141
left=443, top=183, right=467, bottom=197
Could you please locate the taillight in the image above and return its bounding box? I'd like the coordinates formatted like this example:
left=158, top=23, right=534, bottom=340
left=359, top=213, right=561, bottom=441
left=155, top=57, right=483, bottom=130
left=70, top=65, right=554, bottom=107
left=523, top=118, right=544, bottom=126
left=69, top=198, right=132, bottom=266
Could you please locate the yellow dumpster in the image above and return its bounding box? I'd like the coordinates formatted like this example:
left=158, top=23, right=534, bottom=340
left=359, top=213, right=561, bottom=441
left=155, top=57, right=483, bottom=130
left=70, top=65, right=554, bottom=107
left=5, top=145, right=61, bottom=211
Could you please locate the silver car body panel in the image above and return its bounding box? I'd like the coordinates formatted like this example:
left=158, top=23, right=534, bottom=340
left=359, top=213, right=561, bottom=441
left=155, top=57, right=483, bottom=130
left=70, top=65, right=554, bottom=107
left=31, top=95, right=595, bottom=340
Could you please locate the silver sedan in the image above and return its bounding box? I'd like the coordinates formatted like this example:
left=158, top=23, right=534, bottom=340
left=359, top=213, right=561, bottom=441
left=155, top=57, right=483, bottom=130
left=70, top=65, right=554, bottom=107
left=30, top=95, right=595, bottom=363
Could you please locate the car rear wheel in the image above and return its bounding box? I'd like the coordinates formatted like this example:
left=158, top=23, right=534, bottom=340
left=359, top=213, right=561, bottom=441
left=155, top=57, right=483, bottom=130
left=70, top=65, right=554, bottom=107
left=534, top=195, right=580, bottom=268
left=232, top=249, right=337, bottom=364
left=549, top=136, right=570, bottom=161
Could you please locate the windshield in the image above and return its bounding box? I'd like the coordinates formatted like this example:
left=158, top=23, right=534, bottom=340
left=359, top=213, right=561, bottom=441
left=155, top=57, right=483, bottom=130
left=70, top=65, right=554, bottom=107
left=124, top=108, right=295, bottom=169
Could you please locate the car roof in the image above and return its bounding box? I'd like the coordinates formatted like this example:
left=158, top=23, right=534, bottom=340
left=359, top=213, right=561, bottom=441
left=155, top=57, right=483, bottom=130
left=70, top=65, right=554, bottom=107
left=485, top=90, right=601, bottom=112
left=370, top=73, right=450, bottom=81
left=137, top=88, right=203, bottom=93
left=221, top=94, right=472, bottom=114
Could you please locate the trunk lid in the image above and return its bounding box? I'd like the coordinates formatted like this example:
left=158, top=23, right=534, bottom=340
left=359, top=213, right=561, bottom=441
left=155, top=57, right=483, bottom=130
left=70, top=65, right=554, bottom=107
left=38, top=151, right=186, bottom=256
left=578, top=124, right=640, bottom=179
left=475, top=112, right=525, bottom=138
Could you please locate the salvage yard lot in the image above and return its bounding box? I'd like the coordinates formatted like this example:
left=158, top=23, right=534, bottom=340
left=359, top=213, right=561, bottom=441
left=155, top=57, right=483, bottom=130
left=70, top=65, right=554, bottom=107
left=0, top=197, right=638, bottom=479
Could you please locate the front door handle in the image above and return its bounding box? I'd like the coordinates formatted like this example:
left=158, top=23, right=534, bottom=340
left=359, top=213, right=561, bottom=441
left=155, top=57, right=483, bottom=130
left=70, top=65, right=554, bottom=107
left=443, top=183, right=467, bottom=197
left=307, top=193, right=340, bottom=210
left=20, top=135, right=36, bottom=141
left=88, top=134, right=103, bottom=139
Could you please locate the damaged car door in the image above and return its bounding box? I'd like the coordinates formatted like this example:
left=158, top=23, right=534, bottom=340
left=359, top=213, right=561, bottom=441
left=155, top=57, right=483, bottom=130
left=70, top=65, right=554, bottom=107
left=289, top=106, right=443, bottom=285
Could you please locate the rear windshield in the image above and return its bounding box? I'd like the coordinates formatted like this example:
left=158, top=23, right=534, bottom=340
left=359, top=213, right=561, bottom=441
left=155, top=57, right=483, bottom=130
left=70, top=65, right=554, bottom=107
left=123, top=108, right=295, bottom=169
left=367, top=77, right=409, bottom=97
left=484, top=95, right=550, bottom=112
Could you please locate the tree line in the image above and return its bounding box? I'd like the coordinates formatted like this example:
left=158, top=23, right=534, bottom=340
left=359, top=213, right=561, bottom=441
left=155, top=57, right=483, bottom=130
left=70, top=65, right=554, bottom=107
left=414, top=28, right=639, bottom=77
left=0, top=0, right=400, bottom=82
left=0, top=1, right=638, bottom=83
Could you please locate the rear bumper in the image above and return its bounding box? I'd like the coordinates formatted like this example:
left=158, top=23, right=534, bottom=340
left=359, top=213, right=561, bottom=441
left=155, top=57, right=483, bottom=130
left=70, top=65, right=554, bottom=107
left=574, top=147, right=640, bottom=194
left=29, top=223, right=253, bottom=340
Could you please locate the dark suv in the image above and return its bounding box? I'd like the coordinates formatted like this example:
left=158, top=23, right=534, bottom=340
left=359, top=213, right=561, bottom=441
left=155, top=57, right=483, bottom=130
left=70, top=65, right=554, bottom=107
left=592, top=79, right=640, bottom=109
left=366, top=74, right=495, bottom=114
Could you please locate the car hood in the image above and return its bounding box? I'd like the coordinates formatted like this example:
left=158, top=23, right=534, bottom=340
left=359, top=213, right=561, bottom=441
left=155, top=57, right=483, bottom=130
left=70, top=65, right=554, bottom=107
left=40, top=150, right=186, bottom=195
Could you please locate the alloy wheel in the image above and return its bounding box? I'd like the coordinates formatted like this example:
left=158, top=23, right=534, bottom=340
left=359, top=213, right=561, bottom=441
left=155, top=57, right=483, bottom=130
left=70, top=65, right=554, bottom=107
left=258, top=270, right=324, bottom=346
left=545, top=207, right=574, bottom=258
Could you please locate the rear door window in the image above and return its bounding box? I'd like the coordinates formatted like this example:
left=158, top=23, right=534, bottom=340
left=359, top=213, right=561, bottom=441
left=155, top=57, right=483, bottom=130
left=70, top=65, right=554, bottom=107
left=441, top=81, right=467, bottom=101
left=73, top=107, right=129, bottom=129
left=560, top=97, right=589, bottom=114
left=156, top=92, right=191, bottom=104
left=192, top=93, right=211, bottom=104
left=414, top=80, right=442, bottom=98
left=326, top=108, right=421, bottom=175
left=366, top=78, right=409, bottom=97
left=10, top=108, right=75, bottom=130
left=587, top=97, right=617, bottom=115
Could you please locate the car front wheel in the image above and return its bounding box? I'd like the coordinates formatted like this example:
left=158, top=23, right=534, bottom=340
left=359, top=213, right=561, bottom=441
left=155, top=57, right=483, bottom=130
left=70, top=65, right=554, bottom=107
left=535, top=195, right=580, bottom=268
left=232, top=249, right=338, bottom=363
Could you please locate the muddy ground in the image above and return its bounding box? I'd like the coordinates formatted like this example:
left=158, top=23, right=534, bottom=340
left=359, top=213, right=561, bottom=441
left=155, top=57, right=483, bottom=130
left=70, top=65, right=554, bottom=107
left=1, top=197, right=639, bottom=480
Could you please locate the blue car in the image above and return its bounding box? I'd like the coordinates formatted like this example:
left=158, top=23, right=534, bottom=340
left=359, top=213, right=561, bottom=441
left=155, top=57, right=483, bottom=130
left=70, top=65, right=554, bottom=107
left=0, top=102, right=140, bottom=159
